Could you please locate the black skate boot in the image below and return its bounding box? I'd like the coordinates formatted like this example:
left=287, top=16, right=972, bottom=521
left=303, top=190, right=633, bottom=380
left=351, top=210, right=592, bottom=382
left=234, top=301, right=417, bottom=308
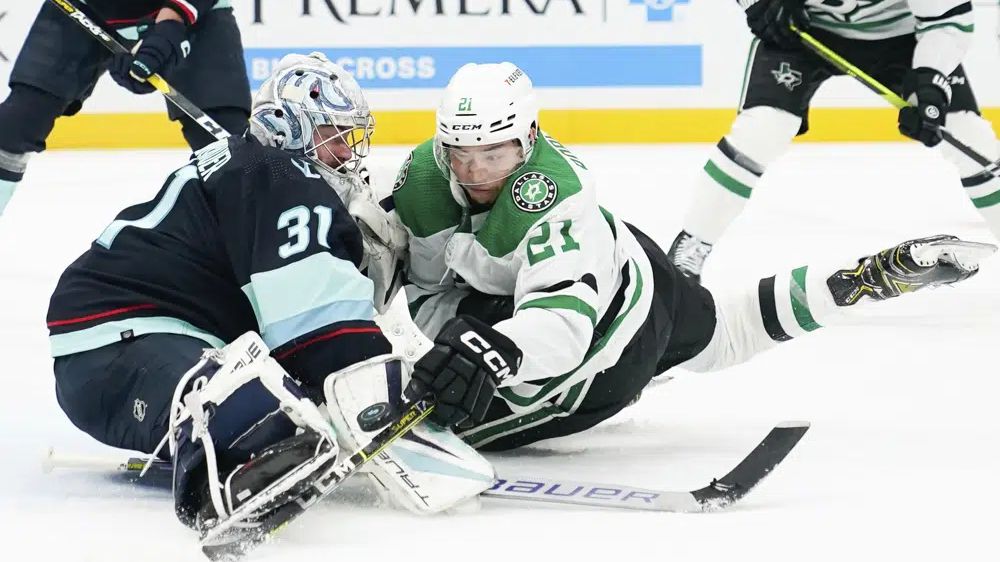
left=827, top=234, right=996, bottom=306
left=667, top=230, right=713, bottom=282
left=194, top=430, right=337, bottom=533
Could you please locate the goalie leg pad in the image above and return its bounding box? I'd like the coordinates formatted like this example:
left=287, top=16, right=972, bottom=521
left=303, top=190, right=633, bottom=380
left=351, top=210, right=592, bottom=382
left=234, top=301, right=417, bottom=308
left=324, top=355, right=495, bottom=514
left=168, top=332, right=338, bottom=528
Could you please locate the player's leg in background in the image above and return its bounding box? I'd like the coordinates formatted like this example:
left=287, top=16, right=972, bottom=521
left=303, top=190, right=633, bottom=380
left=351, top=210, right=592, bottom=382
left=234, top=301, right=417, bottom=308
left=867, top=35, right=1000, bottom=241
left=163, top=7, right=252, bottom=150
left=667, top=38, right=817, bottom=281
left=934, top=68, right=1000, bottom=239
left=0, top=2, right=111, bottom=216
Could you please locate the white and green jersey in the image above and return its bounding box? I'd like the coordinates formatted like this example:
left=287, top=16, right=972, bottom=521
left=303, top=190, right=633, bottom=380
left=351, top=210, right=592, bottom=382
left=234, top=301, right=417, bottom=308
left=392, top=133, right=653, bottom=447
left=800, top=0, right=974, bottom=76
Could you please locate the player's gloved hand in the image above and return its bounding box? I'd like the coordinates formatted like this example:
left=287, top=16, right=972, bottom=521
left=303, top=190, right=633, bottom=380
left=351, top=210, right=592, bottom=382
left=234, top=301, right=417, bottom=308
left=110, top=19, right=190, bottom=95
left=405, top=315, right=522, bottom=428
left=899, top=67, right=951, bottom=148
left=743, top=0, right=810, bottom=50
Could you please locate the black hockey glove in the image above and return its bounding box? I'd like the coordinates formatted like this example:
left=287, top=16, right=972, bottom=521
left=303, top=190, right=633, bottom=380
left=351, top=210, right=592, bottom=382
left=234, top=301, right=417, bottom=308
left=898, top=68, right=951, bottom=148
left=405, top=315, right=522, bottom=428
left=110, top=19, right=190, bottom=95
left=743, top=0, right=810, bottom=50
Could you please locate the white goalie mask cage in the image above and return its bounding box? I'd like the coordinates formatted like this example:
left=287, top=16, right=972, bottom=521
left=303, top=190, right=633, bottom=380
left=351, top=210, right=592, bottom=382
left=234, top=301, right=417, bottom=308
left=433, top=62, right=539, bottom=188
left=249, top=52, right=374, bottom=178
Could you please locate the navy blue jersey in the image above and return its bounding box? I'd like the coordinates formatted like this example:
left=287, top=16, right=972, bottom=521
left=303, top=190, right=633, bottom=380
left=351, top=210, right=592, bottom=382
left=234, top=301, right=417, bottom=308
left=47, top=136, right=389, bottom=387
left=86, top=1, right=221, bottom=27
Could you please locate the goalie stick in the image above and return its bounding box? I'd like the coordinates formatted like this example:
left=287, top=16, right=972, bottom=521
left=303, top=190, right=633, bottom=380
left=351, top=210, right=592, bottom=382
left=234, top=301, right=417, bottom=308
left=45, top=421, right=809, bottom=515
left=46, top=0, right=230, bottom=142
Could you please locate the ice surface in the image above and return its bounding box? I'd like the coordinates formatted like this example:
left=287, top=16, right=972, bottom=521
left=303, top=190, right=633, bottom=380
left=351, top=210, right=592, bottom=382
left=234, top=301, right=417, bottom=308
left=2, top=143, right=997, bottom=561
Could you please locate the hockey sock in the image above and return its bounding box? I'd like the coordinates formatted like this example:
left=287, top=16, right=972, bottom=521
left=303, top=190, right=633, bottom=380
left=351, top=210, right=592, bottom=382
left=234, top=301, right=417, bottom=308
left=937, top=111, right=1000, bottom=240
left=682, top=106, right=800, bottom=243
left=0, top=149, right=28, bottom=217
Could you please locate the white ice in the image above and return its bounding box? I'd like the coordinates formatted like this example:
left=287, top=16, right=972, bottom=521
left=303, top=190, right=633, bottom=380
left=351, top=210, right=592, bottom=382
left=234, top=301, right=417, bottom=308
left=1, top=143, right=997, bottom=562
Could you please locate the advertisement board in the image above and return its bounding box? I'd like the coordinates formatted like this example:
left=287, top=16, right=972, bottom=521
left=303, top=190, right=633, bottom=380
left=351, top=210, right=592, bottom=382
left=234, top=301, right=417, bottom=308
left=1, top=0, right=998, bottom=146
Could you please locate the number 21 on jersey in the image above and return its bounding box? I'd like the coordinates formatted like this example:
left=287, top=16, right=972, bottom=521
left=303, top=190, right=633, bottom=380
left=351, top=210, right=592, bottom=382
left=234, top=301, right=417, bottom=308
left=526, top=220, right=579, bottom=266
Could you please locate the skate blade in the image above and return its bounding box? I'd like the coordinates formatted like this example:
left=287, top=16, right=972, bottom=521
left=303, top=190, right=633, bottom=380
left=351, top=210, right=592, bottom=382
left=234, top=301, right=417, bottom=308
left=912, top=239, right=997, bottom=271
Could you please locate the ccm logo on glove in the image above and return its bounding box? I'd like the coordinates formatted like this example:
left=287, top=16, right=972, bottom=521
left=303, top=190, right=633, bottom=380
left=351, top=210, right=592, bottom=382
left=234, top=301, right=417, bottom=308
left=459, top=330, right=513, bottom=384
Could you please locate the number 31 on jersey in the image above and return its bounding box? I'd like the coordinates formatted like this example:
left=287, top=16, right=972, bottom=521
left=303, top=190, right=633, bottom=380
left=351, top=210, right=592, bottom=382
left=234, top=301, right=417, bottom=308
left=278, top=205, right=333, bottom=258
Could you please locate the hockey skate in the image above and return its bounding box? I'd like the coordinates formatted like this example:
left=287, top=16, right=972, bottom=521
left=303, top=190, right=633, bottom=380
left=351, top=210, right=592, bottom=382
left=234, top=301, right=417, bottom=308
left=827, top=234, right=997, bottom=306
left=194, top=430, right=338, bottom=533
left=667, top=230, right=713, bottom=282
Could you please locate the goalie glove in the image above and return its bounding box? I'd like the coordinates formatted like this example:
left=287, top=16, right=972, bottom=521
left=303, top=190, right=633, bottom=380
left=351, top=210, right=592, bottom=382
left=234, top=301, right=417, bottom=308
left=827, top=234, right=996, bottom=306
left=350, top=192, right=408, bottom=313
left=405, top=315, right=522, bottom=428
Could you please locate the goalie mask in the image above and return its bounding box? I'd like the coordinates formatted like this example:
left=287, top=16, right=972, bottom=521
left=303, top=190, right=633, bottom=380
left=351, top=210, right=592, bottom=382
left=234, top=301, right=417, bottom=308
left=250, top=52, right=374, bottom=181
left=433, top=62, right=539, bottom=204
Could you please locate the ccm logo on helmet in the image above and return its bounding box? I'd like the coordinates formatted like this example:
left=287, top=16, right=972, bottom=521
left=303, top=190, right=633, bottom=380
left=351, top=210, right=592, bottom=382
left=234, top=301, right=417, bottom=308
left=460, top=331, right=512, bottom=382
left=451, top=124, right=482, bottom=131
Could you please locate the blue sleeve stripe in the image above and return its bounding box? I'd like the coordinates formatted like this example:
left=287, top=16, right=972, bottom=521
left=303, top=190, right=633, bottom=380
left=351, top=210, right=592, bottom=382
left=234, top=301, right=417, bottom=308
left=243, top=252, right=376, bottom=346
left=260, top=299, right=374, bottom=349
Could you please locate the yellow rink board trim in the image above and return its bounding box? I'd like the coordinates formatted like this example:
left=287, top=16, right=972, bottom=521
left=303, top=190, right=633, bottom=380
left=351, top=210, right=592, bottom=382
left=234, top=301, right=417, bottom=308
left=47, top=107, right=1000, bottom=149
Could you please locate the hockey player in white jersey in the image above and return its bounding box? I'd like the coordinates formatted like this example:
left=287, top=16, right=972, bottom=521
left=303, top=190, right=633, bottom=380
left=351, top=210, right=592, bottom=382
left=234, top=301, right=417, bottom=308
left=388, top=62, right=995, bottom=451
left=666, top=0, right=1000, bottom=281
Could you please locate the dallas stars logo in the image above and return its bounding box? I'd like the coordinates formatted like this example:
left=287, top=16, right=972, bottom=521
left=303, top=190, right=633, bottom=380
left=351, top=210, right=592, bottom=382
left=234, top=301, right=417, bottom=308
left=511, top=172, right=557, bottom=213
left=393, top=153, right=412, bottom=191
left=771, top=62, right=802, bottom=91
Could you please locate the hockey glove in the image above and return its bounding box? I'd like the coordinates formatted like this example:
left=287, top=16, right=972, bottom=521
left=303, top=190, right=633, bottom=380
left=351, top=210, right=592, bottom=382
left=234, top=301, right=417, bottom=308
left=110, top=19, right=190, bottom=95
left=743, top=0, right=810, bottom=50
left=405, top=315, right=522, bottom=428
left=898, top=68, right=951, bottom=148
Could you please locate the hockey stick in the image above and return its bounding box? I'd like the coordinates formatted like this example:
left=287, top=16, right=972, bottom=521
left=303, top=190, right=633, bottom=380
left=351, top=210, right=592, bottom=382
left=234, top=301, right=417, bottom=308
left=44, top=421, right=809, bottom=514
left=46, top=0, right=230, bottom=141
left=790, top=24, right=1000, bottom=181
left=483, top=421, right=809, bottom=512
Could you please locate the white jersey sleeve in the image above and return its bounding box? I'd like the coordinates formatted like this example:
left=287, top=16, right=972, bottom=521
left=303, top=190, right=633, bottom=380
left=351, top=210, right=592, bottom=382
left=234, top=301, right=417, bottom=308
left=492, top=190, right=617, bottom=386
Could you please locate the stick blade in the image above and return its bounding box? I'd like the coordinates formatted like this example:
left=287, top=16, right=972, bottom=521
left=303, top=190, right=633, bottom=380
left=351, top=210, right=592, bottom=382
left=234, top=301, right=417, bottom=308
left=690, top=421, right=809, bottom=510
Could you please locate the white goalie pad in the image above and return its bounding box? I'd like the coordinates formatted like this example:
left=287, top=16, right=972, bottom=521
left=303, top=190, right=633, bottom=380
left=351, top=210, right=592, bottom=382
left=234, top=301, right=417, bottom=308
left=323, top=354, right=495, bottom=514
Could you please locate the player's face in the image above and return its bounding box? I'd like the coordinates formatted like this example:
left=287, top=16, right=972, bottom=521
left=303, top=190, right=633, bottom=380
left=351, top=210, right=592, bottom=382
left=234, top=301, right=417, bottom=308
left=312, top=125, right=359, bottom=170
left=447, top=140, right=523, bottom=205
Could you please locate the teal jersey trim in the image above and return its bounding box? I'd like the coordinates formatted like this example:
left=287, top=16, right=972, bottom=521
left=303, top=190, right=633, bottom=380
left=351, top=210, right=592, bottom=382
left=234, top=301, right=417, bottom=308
left=0, top=179, right=16, bottom=216
left=50, top=316, right=225, bottom=357
left=259, top=300, right=374, bottom=349
left=96, top=166, right=198, bottom=249
left=242, top=252, right=375, bottom=348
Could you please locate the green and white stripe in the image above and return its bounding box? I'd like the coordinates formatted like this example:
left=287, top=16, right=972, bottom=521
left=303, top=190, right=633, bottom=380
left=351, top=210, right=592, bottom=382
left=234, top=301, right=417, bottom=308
left=772, top=266, right=824, bottom=339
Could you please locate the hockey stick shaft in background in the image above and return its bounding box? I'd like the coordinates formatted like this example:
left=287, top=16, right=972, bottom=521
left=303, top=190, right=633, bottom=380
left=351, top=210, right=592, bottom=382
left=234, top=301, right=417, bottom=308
left=790, top=24, right=1000, bottom=178
left=46, top=0, right=231, bottom=141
